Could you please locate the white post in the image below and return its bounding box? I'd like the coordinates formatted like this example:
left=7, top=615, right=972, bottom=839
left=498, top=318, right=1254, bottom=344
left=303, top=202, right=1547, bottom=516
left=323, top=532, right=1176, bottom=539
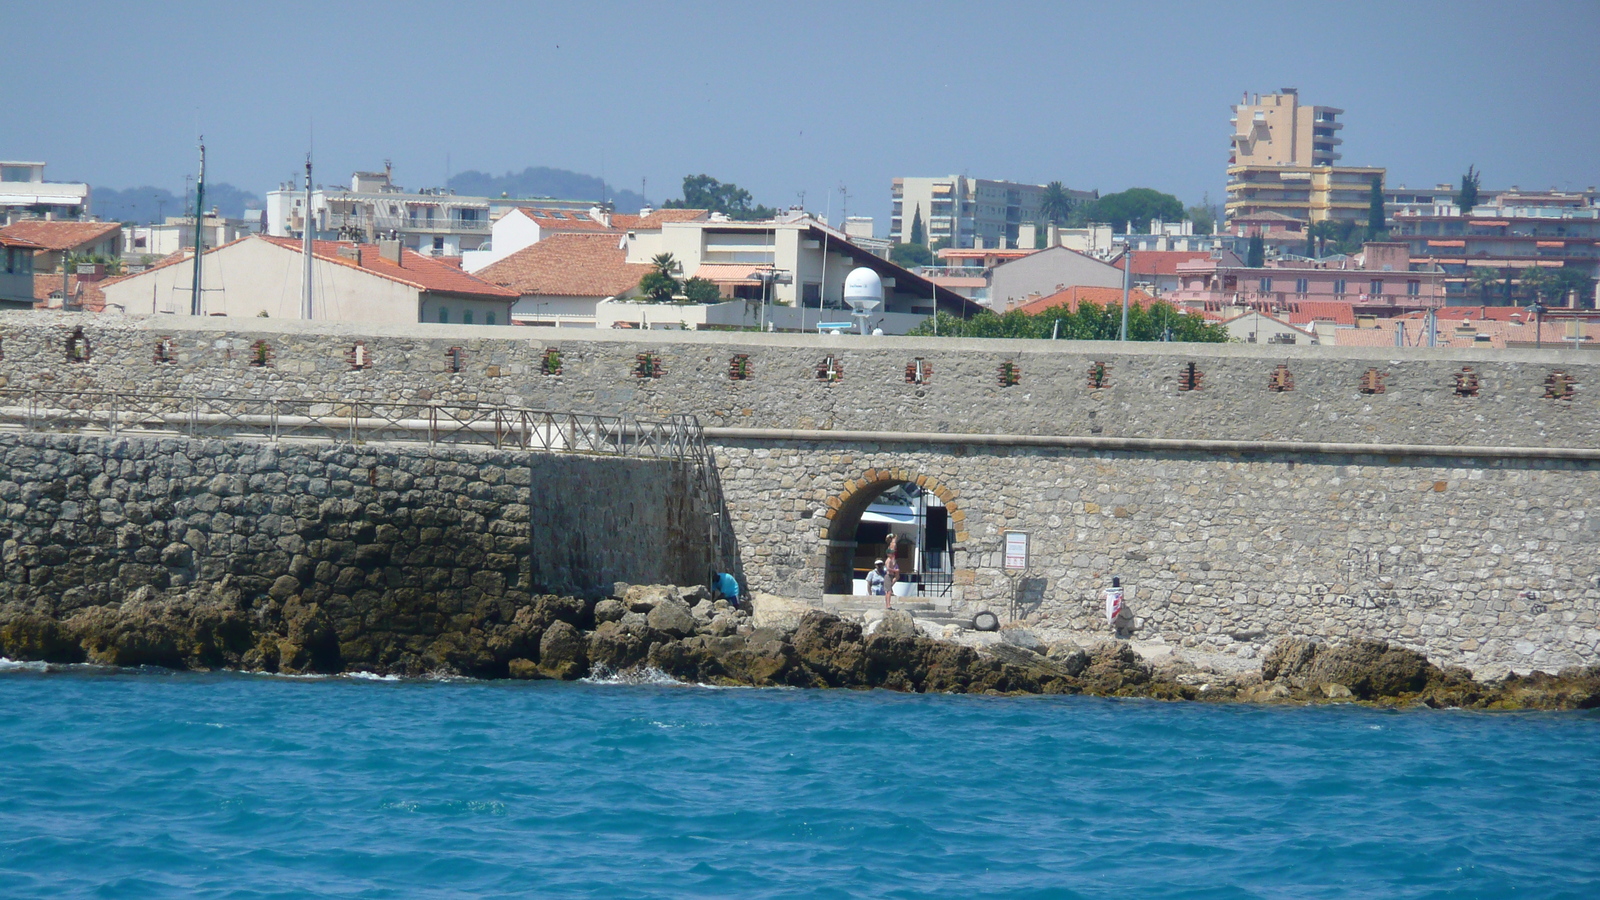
left=1120, top=248, right=1132, bottom=341
left=301, top=154, right=314, bottom=319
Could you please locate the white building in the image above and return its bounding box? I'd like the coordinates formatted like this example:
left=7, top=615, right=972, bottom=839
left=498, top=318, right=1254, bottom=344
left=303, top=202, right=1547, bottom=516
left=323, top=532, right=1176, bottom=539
left=891, top=176, right=1095, bottom=249
left=1, top=162, right=90, bottom=224
left=99, top=234, right=516, bottom=323
left=125, top=213, right=260, bottom=260
left=266, top=165, right=494, bottom=257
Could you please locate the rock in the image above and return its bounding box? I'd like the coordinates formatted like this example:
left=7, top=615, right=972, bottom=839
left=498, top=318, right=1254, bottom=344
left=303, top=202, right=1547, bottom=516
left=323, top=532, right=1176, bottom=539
left=747, top=591, right=813, bottom=632
left=1265, top=637, right=1431, bottom=699
left=537, top=621, right=587, bottom=680
left=998, top=626, right=1043, bottom=651
left=593, top=598, right=627, bottom=625
left=690, top=599, right=715, bottom=624
left=646, top=599, right=697, bottom=639
left=1261, top=637, right=1318, bottom=682
left=1320, top=682, right=1354, bottom=699
left=1043, top=642, right=1091, bottom=676
left=1242, top=682, right=1292, bottom=702
left=708, top=614, right=737, bottom=637
left=623, top=584, right=673, bottom=613
left=620, top=611, right=648, bottom=630
left=675, top=585, right=711, bottom=606
left=588, top=621, right=649, bottom=672
left=507, top=658, right=543, bottom=680
left=865, top=609, right=918, bottom=637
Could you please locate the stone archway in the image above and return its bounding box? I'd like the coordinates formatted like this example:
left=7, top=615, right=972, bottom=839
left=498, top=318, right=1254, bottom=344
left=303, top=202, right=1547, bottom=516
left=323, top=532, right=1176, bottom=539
left=818, top=467, right=967, bottom=597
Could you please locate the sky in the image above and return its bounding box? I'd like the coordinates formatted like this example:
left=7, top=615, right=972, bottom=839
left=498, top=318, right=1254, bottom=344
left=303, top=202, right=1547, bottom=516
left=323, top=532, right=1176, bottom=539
left=6, top=0, right=1598, bottom=232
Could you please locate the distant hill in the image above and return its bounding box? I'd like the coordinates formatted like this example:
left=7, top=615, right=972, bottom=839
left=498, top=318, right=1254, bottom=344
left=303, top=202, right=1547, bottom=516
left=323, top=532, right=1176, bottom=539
left=447, top=167, right=649, bottom=213
left=92, top=183, right=263, bottom=224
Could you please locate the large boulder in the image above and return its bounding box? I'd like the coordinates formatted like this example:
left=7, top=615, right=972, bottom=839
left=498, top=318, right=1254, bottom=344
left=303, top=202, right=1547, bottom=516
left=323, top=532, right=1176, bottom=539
left=864, top=608, right=918, bottom=637
left=587, top=620, right=650, bottom=673
left=1263, top=637, right=1431, bottom=699
left=593, top=598, right=627, bottom=625
left=747, top=592, right=814, bottom=632
left=646, top=599, right=697, bottom=639
left=789, top=611, right=866, bottom=686
left=537, top=621, right=588, bottom=680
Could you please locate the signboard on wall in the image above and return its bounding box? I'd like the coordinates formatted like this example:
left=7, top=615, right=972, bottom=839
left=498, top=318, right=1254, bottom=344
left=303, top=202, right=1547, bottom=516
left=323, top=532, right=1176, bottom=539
left=1003, top=531, right=1028, bottom=570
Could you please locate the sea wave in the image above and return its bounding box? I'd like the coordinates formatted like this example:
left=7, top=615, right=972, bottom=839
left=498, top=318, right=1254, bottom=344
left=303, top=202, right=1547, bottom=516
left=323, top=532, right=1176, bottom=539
left=0, top=656, right=48, bottom=673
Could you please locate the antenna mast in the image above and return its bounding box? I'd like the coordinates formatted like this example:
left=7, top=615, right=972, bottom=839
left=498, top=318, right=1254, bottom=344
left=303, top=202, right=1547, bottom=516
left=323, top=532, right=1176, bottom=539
left=302, top=153, right=314, bottom=319
left=189, top=139, right=206, bottom=315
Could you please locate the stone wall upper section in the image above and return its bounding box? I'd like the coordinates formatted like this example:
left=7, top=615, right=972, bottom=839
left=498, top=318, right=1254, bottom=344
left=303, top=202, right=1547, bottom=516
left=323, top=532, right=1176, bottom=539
left=2, top=312, right=1596, bottom=450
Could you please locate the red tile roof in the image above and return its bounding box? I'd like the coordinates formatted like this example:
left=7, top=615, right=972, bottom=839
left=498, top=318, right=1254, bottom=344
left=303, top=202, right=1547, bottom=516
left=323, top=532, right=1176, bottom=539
left=1114, top=250, right=1216, bottom=276
left=258, top=236, right=516, bottom=299
left=32, top=274, right=107, bottom=312
left=611, top=209, right=711, bottom=230
left=1282, top=300, right=1357, bottom=327
left=474, top=233, right=650, bottom=298
left=0, top=233, right=44, bottom=249
left=1013, top=285, right=1157, bottom=315
left=0, top=220, right=121, bottom=252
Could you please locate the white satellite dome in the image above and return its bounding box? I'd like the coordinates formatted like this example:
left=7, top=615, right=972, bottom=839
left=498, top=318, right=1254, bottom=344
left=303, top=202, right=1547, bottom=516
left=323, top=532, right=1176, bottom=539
left=843, top=267, right=883, bottom=310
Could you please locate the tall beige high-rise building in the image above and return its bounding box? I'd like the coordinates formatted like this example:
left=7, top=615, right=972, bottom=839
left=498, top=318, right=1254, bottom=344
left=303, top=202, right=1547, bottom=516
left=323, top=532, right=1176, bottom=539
left=1225, top=89, right=1383, bottom=227
left=1229, top=88, right=1342, bottom=167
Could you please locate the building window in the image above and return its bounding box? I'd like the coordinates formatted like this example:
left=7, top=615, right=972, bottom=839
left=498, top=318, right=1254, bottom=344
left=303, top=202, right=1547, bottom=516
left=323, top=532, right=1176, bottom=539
left=433, top=236, right=444, bottom=251
left=1407, top=280, right=1420, bottom=296
left=1295, top=278, right=1308, bottom=294
left=1370, top=279, right=1384, bottom=296
left=1258, top=277, right=1273, bottom=292
left=486, top=312, right=496, bottom=326
left=1333, top=279, right=1346, bottom=295
left=438, top=308, right=449, bottom=323
left=462, top=310, right=474, bottom=325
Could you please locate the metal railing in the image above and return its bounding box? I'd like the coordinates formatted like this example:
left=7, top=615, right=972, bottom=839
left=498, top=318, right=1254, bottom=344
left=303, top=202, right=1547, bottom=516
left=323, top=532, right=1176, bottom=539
left=0, top=389, right=702, bottom=459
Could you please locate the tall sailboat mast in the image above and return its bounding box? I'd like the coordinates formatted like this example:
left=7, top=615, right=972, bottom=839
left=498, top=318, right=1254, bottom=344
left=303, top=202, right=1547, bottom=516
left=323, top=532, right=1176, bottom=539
left=301, top=154, right=314, bottom=319
left=189, top=139, right=206, bottom=315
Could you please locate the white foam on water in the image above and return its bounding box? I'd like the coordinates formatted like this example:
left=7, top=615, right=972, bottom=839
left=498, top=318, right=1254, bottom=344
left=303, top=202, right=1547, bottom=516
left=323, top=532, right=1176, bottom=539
left=0, top=657, right=49, bottom=673
left=581, top=665, right=688, bottom=686
left=345, top=671, right=402, bottom=682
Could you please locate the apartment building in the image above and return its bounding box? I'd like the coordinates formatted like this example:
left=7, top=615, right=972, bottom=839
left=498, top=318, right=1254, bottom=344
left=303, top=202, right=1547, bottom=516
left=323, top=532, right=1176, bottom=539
left=1168, top=242, right=1446, bottom=313
left=1229, top=88, right=1343, bottom=168
left=890, top=176, right=1094, bottom=249
left=1390, top=192, right=1600, bottom=305
left=266, top=164, right=494, bottom=257
left=0, top=161, right=91, bottom=224
left=1224, top=89, right=1384, bottom=228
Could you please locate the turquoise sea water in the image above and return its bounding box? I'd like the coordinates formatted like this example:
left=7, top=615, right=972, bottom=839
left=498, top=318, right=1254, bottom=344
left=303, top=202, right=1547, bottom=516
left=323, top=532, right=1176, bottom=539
left=1, top=661, right=1597, bottom=899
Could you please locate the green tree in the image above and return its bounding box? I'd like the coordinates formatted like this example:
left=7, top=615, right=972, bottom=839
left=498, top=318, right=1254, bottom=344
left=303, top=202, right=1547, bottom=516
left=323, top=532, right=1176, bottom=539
left=1468, top=266, right=1501, bottom=306
left=909, top=206, right=925, bottom=245
left=1456, top=165, right=1480, bottom=212
left=1039, top=181, right=1076, bottom=225
left=890, top=242, right=932, bottom=269
left=662, top=174, right=776, bottom=220
left=1519, top=266, right=1558, bottom=305
left=1246, top=234, right=1266, bottom=268
left=639, top=252, right=680, bottom=302
left=680, top=276, right=721, bottom=305
left=1185, top=203, right=1215, bottom=235
left=1367, top=177, right=1386, bottom=240
left=1552, top=268, right=1597, bottom=308
left=907, top=300, right=1226, bottom=342
left=1081, top=188, right=1185, bottom=233
left=1308, top=220, right=1340, bottom=258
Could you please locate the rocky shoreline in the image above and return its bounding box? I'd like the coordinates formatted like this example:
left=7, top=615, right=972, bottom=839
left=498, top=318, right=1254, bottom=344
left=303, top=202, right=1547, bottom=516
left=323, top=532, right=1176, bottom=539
left=2, top=580, right=1597, bottom=710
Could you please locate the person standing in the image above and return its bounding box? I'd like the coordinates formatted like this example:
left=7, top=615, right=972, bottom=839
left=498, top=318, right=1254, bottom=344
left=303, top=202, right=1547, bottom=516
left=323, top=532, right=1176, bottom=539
left=884, top=534, right=901, bottom=607
left=866, top=560, right=886, bottom=597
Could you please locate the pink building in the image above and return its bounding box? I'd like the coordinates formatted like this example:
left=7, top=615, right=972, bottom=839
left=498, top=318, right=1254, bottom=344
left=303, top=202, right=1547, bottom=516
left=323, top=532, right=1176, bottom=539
left=1169, top=242, right=1447, bottom=316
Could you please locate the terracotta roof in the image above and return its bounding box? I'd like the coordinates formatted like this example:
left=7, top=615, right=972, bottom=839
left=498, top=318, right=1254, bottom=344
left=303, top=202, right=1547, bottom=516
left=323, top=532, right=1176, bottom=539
left=1232, top=211, right=1308, bottom=223
left=1013, top=285, right=1157, bottom=316
left=1282, top=300, right=1357, bottom=327
left=474, top=233, right=649, bottom=298
left=1114, top=250, right=1216, bottom=276
left=32, top=274, right=107, bottom=312
left=0, top=220, right=121, bottom=251
left=258, top=236, right=516, bottom=299
left=611, top=209, right=711, bottom=230
left=0, top=233, right=44, bottom=249
left=514, top=208, right=617, bottom=232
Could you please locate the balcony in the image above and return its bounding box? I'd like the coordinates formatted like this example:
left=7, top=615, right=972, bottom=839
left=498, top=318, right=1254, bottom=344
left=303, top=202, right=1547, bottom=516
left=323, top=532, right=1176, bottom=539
left=325, top=212, right=488, bottom=234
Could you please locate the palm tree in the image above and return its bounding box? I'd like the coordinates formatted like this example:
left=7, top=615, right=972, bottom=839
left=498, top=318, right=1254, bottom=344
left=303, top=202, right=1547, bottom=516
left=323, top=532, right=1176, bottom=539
left=650, top=253, right=678, bottom=277
left=1039, top=181, right=1075, bottom=226
left=1468, top=267, right=1501, bottom=306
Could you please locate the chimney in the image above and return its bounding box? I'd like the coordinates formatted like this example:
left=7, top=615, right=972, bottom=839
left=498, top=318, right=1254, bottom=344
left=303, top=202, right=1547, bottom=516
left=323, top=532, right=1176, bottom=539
left=1047, top=222, right=1059, bottom=246
left=377, top=239, right=403, bottom=266
left=337, top=244, right=362, bottom=265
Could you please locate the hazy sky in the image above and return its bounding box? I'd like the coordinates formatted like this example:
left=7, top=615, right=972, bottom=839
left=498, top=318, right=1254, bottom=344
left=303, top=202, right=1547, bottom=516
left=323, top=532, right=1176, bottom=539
left=6, top=0, right=1598, bottom=230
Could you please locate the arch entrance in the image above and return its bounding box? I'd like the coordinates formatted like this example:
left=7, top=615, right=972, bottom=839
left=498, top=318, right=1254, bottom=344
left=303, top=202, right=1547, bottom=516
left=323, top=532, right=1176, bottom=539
left=819, top=469, right=965, bottom=599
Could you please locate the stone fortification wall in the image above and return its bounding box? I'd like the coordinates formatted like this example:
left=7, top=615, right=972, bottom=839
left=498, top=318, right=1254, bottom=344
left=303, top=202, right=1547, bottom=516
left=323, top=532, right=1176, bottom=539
left=0, top=433, right=703, bottom=624
left=715, top=441, right=1600, bottom=675
left=1, top=313, right=1595, bottom=449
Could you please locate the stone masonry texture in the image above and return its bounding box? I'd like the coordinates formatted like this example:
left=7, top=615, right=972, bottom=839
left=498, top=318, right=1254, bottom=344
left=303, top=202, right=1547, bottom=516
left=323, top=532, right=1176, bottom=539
left=1, top=313, right=1597, bottom=674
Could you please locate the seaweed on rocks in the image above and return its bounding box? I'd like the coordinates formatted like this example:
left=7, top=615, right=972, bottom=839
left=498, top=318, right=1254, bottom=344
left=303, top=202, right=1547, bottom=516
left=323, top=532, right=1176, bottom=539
left=3, top=583, right=1598, bottom=709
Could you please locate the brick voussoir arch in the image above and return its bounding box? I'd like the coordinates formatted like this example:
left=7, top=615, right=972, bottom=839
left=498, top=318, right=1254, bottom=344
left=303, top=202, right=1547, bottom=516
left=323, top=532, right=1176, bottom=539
left=818, top=467, right=967, bottom=546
